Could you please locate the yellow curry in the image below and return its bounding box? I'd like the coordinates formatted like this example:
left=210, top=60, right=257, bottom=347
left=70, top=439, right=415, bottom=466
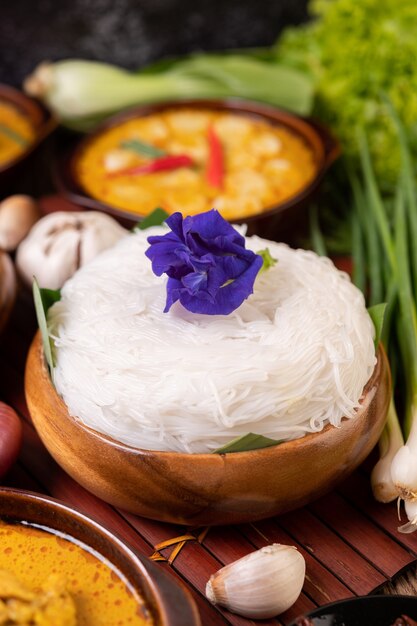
left=76, top=108, right=317, bottom=220
left=0, top=101, right=35, bottom=167
left=0, top=521, right=152, bottom=626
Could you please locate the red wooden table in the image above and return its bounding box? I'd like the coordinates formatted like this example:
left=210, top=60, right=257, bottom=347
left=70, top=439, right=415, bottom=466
left=1, top=231, right=416, bottom=626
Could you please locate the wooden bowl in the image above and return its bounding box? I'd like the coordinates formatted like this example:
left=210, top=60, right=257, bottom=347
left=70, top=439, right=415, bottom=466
left=0, top=252, right=16, bottom=334
left=55, top=99, right=339, bottom=243
left=0, top=84, right=56, bottom=191
left=25, top=333, right=390, bottom=526
left=0, top=487, right=200, bottom=626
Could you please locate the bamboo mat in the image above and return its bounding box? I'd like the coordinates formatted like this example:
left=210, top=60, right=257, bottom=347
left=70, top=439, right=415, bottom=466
left=2, top=289, right=417, bottom=626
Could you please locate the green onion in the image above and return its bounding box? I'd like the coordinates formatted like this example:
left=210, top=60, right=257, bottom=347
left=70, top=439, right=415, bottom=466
left=353, top=133, right=404, bottom=504
left=23, top=58, right=313, bottom=131
left=309, top=205, right=327, bottom=257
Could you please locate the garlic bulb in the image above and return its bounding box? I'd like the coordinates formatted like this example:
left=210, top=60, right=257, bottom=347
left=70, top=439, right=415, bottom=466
left=0, top=195, right=40, bottom=252
left=205, top=543, right=305, bottom=619
left=16, top=211, right=127, bottom=289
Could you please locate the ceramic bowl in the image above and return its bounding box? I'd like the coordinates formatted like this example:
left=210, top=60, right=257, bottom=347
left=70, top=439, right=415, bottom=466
left=290, top=595, right=417, bottom=626
left=0, top=487, right=200, bottom=625
left=25, top=334, right=390, bottom=526
left=0, top=84, right=56, bottom=190
left=0, top=252, right=16, bottom=334
left=55, top=99, right=339, bottom=242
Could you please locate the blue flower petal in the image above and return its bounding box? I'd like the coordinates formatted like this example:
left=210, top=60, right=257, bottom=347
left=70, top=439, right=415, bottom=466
left=179, top=254, right=263, bottom=315
left=182, top=271, right=208, bottom=294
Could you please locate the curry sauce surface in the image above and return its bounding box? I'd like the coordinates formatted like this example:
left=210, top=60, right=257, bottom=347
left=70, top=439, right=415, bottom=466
left=0, top=521, right=152, bottom=626
left=77, top=108, right=317, bottom=219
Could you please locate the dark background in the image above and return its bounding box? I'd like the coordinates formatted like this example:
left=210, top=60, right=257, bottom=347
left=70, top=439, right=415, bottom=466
left=0, top=0, right=308, bottom=86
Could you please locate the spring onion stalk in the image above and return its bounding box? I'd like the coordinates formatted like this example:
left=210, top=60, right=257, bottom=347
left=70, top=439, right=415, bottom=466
left=371, top=399, right=404, bottom=503
left=389, top=186, right=417, bottom=501
left=354, top=138, right=404, bottom=503
left=24, top=57, right=313, bottom=130
left=309, top=205, right=327, bottom=257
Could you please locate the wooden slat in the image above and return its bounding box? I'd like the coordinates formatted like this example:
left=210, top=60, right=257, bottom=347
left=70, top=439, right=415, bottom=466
left=339, top=473, right=417, bottom=556
left=309, top=491, right=414, bottom=577
left=122, top=512, right=263, bottom=626
left=277, top=508, right=386, bottom=594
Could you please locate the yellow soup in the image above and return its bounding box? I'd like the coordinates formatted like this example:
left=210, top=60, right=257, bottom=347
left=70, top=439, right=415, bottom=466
left=0, top=521, right=153, bottom=626
left=76, top=108, right=318, bottom=220
left=0, top=101, right=35, bottom=167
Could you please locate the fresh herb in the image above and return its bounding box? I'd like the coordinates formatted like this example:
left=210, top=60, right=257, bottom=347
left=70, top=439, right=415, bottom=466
left=133, top=207, right=169, bottom=232
left=275, top=0, right=417, bottom=188
left=257, top=248, right=277, bottom=272
left=120, top=139, right=166, bottom=158
left=145, top=209, right=263, bottom=315
left=33, top=280, right=61, bottom=371
left=212, top=432, right=282, bottom=454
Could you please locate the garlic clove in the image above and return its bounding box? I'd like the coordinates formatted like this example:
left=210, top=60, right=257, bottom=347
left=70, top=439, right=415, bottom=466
left=205, top=543, right=305, bottom=619
left=16, top=210, right=127, bottom=289
left=0, top=195, right=40, bottom=252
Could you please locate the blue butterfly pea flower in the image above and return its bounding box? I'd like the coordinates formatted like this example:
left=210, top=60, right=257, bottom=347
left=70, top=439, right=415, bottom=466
left=145, top=209, right=263, bottom=315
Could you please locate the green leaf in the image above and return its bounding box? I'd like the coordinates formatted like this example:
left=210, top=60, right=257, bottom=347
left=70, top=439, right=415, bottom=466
left=33, top=280, right=61, bottom=371
left=212, top=432, right=282, bottom=454
left=120, top=139, right=166, bottom=158
left=167, top=54, right=314, bottom=115
left=133, top=207, right=169, bottom=232
left=368, top=303, right=387, bottom=349
left=257, top=248, right=277, bottom=273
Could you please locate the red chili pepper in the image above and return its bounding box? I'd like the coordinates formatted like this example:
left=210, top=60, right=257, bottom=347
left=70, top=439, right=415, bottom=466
left=106, top=154, right=194, bottom=178
left=206, top=125, right=224, bottom=189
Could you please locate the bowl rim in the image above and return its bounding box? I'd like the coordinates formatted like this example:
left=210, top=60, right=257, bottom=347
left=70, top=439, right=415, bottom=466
left=31, top=332, right=387, bottom=459
left=55, top=97, right=340, bottom=225
left=0, top=251, right=16, bottom=334
left=290, top=594, right=417, bottom=625
left=0, top=485, right=199, bottom=625
left=0, top=83, right=57, bottom=175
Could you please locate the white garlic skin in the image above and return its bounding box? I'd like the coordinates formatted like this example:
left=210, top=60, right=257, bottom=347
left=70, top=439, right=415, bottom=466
left=0, top=195, right=40, bottom=251
left=16, top=211, right=127, bottom=289
left=205, top=543, right=305, bottom=619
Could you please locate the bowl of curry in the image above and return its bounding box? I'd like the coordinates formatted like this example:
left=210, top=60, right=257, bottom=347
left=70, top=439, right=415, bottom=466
left=58, top=99, right=339, bottom=241
left=0, top=487, right=200, bottom=626
left=0, top=84, right=56, bottom=186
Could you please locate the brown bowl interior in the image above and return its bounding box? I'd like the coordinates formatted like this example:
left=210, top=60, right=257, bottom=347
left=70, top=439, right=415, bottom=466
left=0, top=487, right=200, bottom=626
left=25, top=333, right=390, bottom=526
left=0, top=84, right=56, bottom=179
left=55, top=98, right=339, bottom=241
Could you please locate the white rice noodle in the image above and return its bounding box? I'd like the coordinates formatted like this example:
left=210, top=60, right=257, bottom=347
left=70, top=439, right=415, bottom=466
left=48, top=228, right=376, bottom=453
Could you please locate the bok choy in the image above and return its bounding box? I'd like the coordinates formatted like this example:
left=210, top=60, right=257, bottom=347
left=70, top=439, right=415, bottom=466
left=24, top=56, right=313, bottom=131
